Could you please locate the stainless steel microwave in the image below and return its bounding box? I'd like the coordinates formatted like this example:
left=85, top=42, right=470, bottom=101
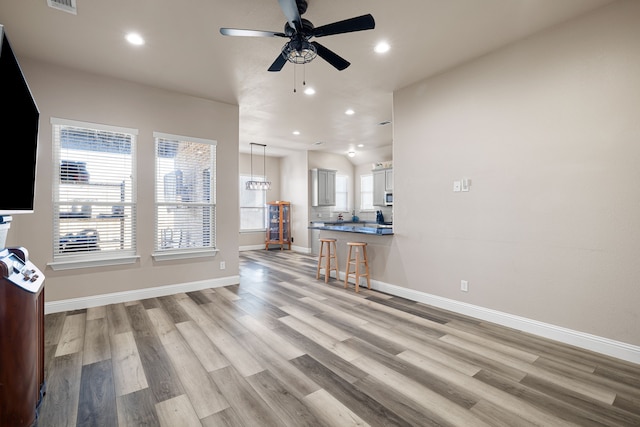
left=384, top=192, right=393, bottom=206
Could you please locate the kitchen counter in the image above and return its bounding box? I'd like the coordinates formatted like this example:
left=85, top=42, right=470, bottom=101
left=308, top=221, right=393, bottom=235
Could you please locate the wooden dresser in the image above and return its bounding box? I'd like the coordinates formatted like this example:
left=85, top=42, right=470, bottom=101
left=0, top=247, right=45, bottom=427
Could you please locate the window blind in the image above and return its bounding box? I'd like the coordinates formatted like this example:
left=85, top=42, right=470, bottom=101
left=360, top=174, right=374, bottom=211
left=335, top=174, right=348, bottom=211
left=154, top=133, right=216, bottom=252
left=52, top=118, right=137, bottom=260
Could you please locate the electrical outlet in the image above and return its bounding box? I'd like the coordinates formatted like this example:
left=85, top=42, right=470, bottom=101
left=460, top=280, right=468, bottom=292
left=220, top=261, right=226, bottom=270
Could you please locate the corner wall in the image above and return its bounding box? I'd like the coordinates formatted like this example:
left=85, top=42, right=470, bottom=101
left=8, top=59, right=240, bottom=303
left=280, top=150, right=309, bottom=250
left=392, top=0, right=640, bottom=348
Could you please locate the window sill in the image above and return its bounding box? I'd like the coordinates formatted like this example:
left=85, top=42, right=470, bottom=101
left=48, top=254, right=140, bottom=271
left=152, top=248, right=219, bottom=262
left=240, top=229, right=266, bottom=234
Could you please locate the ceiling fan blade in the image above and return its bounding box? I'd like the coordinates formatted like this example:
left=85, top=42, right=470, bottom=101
left=311, top=42, right=350, bottom=71
left=313, top=14, right=375, bottom=37
left=220, top=28, right=286, bottom=37
left=268, top=53, right=288, bottom=72
left=278, top=0, right=302, bottom=32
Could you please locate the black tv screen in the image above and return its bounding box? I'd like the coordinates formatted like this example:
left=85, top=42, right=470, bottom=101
left=0, top=24, right=40, bottom=215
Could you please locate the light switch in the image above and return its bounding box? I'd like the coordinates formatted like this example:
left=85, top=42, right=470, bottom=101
left=453, top=181, right=461, bottom=192
left=462, top=178, right=470, bottom=192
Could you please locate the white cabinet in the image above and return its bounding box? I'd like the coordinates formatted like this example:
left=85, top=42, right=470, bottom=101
left=384, top=169, right=393, bottom=191
left=373, top=168, right=393, bottom=206
left=310, top=168, right=336, bottom=206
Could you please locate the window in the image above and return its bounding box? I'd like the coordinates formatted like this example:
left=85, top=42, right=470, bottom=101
left=51, top=118, right=137, bottom=268
left=154, top=132, right=216, bottom=258
left=240, top=175, right=267, bottom=231
left=360, top=174, right=374, bottom=211
left=335, top=174, right=348, bottom=212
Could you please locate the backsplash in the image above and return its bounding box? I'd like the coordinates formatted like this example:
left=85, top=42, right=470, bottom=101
left=310, top=205, right=393, bottom=223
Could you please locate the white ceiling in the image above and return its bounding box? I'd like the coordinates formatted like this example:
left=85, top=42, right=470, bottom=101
left=0, top=0, right=614, bottom=164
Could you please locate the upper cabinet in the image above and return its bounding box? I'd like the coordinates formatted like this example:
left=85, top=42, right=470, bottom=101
left=384, top=169, right=393, bottom=191
left=373, top=168, right=393, bottom=206
left=310, top=168, right=336, bottom=206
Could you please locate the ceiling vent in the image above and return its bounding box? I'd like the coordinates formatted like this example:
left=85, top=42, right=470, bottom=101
left=47, top=0, right=77, bottom=15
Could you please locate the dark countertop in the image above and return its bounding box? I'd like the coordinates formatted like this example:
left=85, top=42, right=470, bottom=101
left=308, top=221, right=393, bottom=235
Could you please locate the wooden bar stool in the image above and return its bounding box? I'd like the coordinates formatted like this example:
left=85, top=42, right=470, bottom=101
left=344, top=242, right=370, bottom=292
left=316, top=238, right=339, bottom=283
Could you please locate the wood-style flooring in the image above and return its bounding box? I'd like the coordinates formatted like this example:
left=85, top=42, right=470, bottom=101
left=38, top=250, right=640, bottom=426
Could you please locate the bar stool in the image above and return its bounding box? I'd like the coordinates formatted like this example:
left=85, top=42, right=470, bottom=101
left=344, top=242, right=370, bottom=292
left=316, top=238, right=339, bottom=283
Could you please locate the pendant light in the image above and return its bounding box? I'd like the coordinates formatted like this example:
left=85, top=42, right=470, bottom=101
left=246, top=142, right=271, bottom=190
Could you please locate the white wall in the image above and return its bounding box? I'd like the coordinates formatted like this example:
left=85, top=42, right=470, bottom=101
left=280, top=151, right=309, bottom=250
left=8, top=59, right=240, bottom=303
left=392, top=0, right=640, bottom=347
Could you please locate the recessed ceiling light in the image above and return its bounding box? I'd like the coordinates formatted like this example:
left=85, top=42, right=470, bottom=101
left=374, top=41, right=390, bottom=54
left=126, top=32, right=145, bottom=46
left=312, top=141, right=324, bottom=146
left=304, top=87, right=315, bottom=95
left=292, top=130, right=300, bottom=135
left=345, top=109, right=355, bottom=115
left=348, top=151, right=356, bottom=158
left=357, top=144, right=364, bottom=148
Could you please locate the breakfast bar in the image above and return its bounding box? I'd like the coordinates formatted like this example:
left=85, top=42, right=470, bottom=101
left=308, top=221, right=393, bottom=235
left=308, top=221, right=394, bottom=286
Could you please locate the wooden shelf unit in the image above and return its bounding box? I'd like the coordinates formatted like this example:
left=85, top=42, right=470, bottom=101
left=265, top=201, right=291, bottom=250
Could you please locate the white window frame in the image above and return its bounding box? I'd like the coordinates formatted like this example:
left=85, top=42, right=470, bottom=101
left=334, top=174, right=349, bottom=212
left=360, top=174, right=374, bottom=211
left=152, top=132, right=217, bottom=261
left=240, top=174, right=267, bottom=232
left=48, top=117, right=139, bottom=271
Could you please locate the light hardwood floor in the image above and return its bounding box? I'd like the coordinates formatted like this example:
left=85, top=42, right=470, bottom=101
left=38, top=250, right=640, bottom=426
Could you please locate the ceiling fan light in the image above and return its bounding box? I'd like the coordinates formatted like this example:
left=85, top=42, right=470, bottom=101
left=282, top=40, right=317, bottom=65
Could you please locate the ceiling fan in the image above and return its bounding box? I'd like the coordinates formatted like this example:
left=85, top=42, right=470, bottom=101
left=219, top=0, right=375, bottom=72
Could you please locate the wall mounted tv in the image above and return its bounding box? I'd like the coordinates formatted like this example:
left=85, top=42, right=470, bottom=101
left=0, top=24, right=40, bottom=215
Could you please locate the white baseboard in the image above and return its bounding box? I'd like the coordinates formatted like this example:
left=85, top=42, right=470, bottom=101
left=369, top=279, right=640, bottom=365
left=44, top=275, right=240, bottom=314
left=292, top=245, right=311, bottom=254
left=240, top=244, right=311, bottom=254
left=239, top=245, right=265, bottom=252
